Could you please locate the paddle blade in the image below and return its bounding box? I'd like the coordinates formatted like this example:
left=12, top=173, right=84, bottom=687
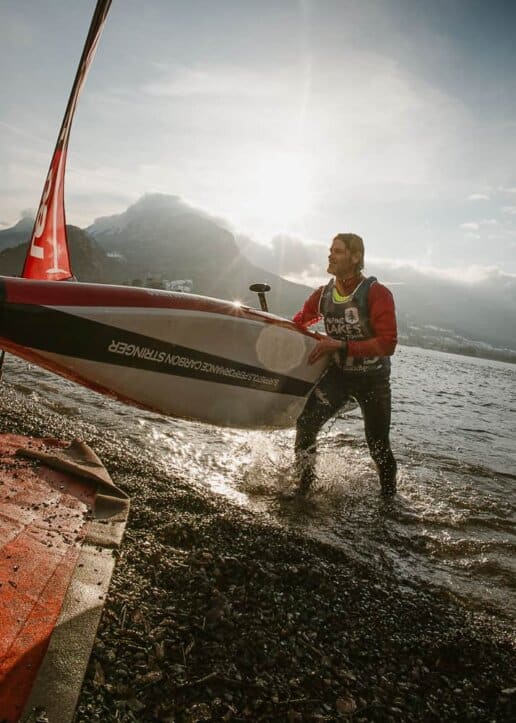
left=22, top=146, right=72, bottom=280
left=21, top=0, right=112, bottom=281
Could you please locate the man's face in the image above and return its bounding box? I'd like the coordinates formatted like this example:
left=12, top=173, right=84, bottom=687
left=327, top=238, right=360, bottom=278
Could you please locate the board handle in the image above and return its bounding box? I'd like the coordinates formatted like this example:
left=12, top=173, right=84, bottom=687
left=249, top=283, right=271, bottom=312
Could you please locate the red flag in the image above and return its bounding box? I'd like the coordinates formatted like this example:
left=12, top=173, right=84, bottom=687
left=22, top=0, right=112, bottom=280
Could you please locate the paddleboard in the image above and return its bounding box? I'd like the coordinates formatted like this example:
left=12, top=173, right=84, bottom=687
left=0, top=276, right=326, bottom=429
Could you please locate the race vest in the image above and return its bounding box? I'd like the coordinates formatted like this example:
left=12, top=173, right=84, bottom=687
left=319, top=276, right=390, bottom=375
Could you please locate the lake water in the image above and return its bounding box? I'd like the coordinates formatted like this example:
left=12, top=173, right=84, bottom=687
left=4, top=345, right=515, bottom=622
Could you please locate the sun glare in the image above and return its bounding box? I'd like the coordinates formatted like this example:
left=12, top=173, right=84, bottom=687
left=235, top=151, right=314, bottom=234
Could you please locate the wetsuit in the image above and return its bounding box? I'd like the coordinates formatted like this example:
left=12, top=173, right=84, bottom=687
left=293, top=275, right=397, bottom=494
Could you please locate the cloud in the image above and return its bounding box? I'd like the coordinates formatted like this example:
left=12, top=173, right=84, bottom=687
left=0, top=120, right=48, bottom=146
left=460, top=222, right=479, bottom=230
left=238, top=232, right=327, bottom=276
left=467, top=193, right=490, bottom=201
left=368, top=258, right=516, bottom=284
left=502, top=206, right=516, bottom=215
left=304, top=51, right=467, bottom=193
left=142, top=64, right=283, bottom=99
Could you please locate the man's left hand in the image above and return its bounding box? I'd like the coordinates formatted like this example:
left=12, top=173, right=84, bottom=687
left=308, top=337, right=344, bottom=365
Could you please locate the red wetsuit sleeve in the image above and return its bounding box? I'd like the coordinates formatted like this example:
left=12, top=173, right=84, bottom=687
left=292, top=287, right=323, bottom=327
left=347, top=283, right=397, bottom=358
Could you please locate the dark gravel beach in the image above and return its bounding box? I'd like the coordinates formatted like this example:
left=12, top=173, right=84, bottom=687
left=1, top=385, right=514, bottom=722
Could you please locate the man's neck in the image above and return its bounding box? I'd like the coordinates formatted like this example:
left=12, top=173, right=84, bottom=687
left=335, top=273, right=363, bottom=295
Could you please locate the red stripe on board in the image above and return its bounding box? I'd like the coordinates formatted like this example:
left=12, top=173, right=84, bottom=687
left=0, top=435, right=95, bottom=722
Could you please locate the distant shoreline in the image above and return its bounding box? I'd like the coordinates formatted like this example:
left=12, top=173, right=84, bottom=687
left=399, top=339, right=516, bottom=366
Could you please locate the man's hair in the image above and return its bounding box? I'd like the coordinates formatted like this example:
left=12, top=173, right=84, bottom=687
left=333, top=233, right=364, bottom=271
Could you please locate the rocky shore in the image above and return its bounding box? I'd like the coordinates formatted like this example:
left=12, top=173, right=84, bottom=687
left=1, top=385, right=514, bottom=722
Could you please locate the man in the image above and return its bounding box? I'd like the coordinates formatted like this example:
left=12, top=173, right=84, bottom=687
left=293, top=233, right=397, bottom=496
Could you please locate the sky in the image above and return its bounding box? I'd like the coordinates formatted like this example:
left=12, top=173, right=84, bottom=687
left=1, top=0, right=516, bottom=276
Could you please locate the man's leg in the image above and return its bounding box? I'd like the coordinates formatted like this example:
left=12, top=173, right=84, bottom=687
left=294, top=366, right=348, bottom=493
left=355, top=376, right=397, bottom=495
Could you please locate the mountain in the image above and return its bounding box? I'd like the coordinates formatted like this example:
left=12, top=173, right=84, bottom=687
left=0, top=216, right=35, bottom=253
left=88, top=194, right=311, bottom=312
left=374, top=264, right=515, bottom=353
left=0, top=226, right=125, bottom=282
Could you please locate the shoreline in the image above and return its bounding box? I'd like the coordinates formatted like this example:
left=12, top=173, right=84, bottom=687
left=1, top=386, right=514, bottom=721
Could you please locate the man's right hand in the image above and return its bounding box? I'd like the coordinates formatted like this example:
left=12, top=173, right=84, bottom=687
left=308, top=337, right=345, bottom=365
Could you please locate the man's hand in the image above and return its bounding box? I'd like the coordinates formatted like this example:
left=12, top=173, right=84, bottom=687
left=308, top=337, right=344, bottom=365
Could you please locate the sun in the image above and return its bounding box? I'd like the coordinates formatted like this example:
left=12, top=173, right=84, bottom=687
left=235, top=150, right=314, bottom=235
